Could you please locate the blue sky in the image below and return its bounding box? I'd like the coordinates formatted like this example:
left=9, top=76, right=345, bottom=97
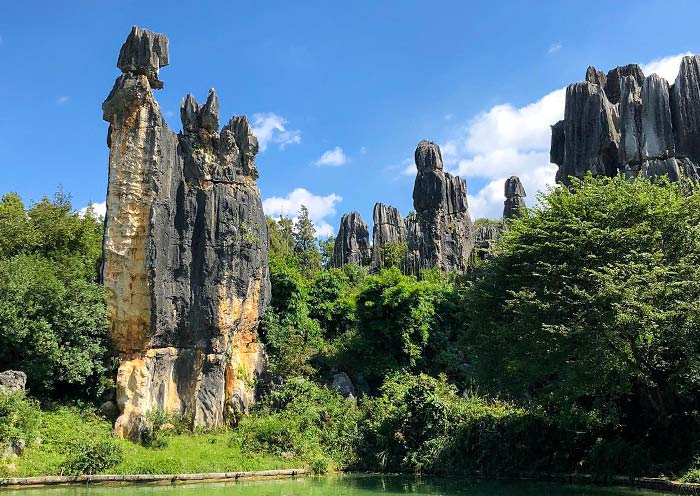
left=1, top=0, right=698, bottom=236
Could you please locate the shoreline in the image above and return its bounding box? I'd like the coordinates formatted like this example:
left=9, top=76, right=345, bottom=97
left=2, top=469, right=700, bottom=494
left=0, top=468, right=307, bottom=489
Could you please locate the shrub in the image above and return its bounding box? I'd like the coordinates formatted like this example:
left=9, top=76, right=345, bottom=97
left=0, top=391, right=41, bottom=447
left=235, top=377, right=361, bottom=468
left=60, top=438, right=123, bottom=475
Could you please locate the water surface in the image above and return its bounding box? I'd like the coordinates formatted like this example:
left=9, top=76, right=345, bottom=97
left=3, top=474, right=674, bottom=496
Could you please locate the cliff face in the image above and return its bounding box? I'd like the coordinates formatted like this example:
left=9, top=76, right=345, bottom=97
left=551, top=57, right=700, bottom=183
left=332, top=211, right=371, bottom=267
left=102, top=27, right=270, bottom=439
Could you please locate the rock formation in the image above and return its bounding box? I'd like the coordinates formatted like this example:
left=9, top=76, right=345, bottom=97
left=406, top=140, right=474, bottom=274
left=472, top=224, right=501, bottom=261
left=503, top=176, right=526, bottom=219
left=0, top=371, right=26, bottom=392
left=332, top=212, right=371, bottom=267
left=371, top=203, right=407, bottom=269
left=102, top=27, right=270, bottom=439
left=551, top=56, right=700, bottom=183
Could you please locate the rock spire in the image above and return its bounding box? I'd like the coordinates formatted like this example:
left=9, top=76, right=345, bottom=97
left=102, top=27, right=270, bottom=439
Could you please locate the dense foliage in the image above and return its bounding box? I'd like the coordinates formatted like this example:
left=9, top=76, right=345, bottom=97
left=0, top=193, right=111, bottom=398
left=5, top=176, right=700, bottom=479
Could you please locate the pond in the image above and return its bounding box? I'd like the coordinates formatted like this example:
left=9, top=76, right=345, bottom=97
left=2, top=475, right=674, bottom=496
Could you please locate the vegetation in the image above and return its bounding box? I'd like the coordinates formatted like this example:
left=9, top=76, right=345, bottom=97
left=4, top=176, right=700, bottom=480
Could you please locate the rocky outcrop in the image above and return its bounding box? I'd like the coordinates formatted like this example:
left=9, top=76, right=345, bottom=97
left=406, top=140, right=474, bottom=274
left=332, top=212, right=371, bottom=267
left=331, top=372, right=355, bottom=398
left=371, top=203, right=407, bottom=269
left=0, top=371, right=26, bottom=392
left=552, top=57, right=700, bottom=183
left=472, top=224, right=501, bottom=261
left=102, top=27, right=270, bottom=439
left=503, top=176, right=526, bottom=219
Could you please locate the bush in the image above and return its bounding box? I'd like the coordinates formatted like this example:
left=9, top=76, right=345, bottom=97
left=0, top=391, right=41, bottom=447
left=235, top=377, right=361, bottom=468
left=361, top=372, right=581, bottom=475
left=59, top=438, right=123, bottom=475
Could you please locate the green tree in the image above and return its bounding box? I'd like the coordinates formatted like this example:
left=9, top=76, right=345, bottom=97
left=0, top=192, right=110, bottom=398
left=319, top=236, right=335, bottom=270
left=262, top=255, right=323, bottom=378
left=267, top=215, right=295, bottom=261
left=379, top=242, right=408, bottom=270
left=293, top=205, right=321, bottom=276
left=351, top=268, right=457, bottom=387
left=461, top=175, right=700, bottom=465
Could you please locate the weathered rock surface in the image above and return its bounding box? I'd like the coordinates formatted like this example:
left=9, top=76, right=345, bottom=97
left=503, top=176, right=526, bottom=219
left=552, top=57, right=700, bottom=182
left=332, top=212, right=371, bottom=267
left=371, top=203, right=407, bottom=268
left=331, top=372, right=355, bottom=398
left=103, top=27, right=270, bottom=439
left=472, top=224, right=501, bottom=261
left=0, top=371, right=26, bottom=392
left=406, top=140, right=474, bottom=274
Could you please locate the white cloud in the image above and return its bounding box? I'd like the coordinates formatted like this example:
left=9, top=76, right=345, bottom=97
left=641, top=52, right=692, bottom=83
left=360, top=146, right=368, bottom=155
left=426, top=86, right=564, bottom=219
left=444, top=113, right=454, bottom=121
left=547, top=42, right=562, bottom=55
left=78, top=201, right=106, bottom=219
left=251, top=113, right=301, bottom=152
left=263, top=188, right=342, bottom=237
left=0, top=35, right=4, bottom=46
left=314, top=146, right=348, bottom=167
left=56, top=96, right=70, bottom=105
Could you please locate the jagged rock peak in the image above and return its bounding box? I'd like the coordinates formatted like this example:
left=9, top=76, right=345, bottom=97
left=552, top=54, right=700, bottom=184
left=117, top=26, right=169, bottom=89
left=371, top=203, right=407, bottom=268
left=604, top=64, right=644, bottom=105
left=409, top=140, right=474, bottom=274
left=503, top=176, right=526, bottom=219
left=415, top=140, right=443, bottom=171
left=585, top=66, right=607, bottom=88
left=103, top=27, right=270, bottom=439
left=181, top=89, right=220, bottom=133
left=333, top=212, right=371, bottom=268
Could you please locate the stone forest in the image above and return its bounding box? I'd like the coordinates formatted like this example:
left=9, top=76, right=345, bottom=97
left=3, top=22, right=700, bottom=494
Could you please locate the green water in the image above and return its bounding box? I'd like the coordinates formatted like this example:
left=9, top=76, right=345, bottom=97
left=1, top=475, right=674, bottom=496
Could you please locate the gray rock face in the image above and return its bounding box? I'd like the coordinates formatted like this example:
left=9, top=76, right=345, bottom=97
left=117, top=26, right=169, bottom=89
left=407, top=140, right=474, bottom=274
left=552, top=57, right=700, bottom=183
left=604, top=64, right=645, bottom=105
left=0, top=371, right=26, bottom=392
left=554, top=81, right=620, bottom=183
left=472, top=224, right=501, bottom=261
left=103, top=27, right=270, bottom=440
left=503, top=176, right=526, bottom=219
left=332, top=212, right=371, bottom=267
left=331, top=372, right=355, bottom=398
left=371, top=203, right=407, bottom=268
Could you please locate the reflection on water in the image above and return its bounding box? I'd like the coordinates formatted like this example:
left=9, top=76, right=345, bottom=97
left=3, top=474, right=674, bottom=496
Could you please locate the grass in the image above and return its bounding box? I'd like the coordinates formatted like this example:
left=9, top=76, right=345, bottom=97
left=5, top=406, right=303, bottom=477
